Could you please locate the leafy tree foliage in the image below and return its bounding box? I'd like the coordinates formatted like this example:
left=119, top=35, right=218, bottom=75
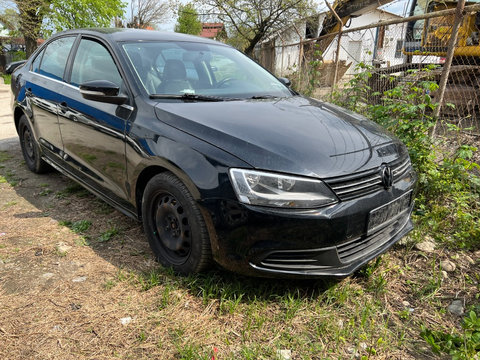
left=13, top=0, right=126, bottom=56
left=175, top=3, right=202, bottom=35
left=15, top=0, right=45, bottom=56
left=0, top=8, right=21, bottom=36
left=45, top=0, right=125, bottom=34
left=203, top=0, right=314, bottom=55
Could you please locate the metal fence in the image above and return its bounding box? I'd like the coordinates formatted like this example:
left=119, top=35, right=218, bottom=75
left=255, top=3, right=480, bottom=126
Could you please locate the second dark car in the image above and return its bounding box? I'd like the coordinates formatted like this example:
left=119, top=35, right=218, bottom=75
left=10, top=29, right=416, bottom=278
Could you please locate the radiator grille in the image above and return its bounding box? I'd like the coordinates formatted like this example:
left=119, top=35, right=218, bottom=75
left=325, top=157, right=411, bottom=201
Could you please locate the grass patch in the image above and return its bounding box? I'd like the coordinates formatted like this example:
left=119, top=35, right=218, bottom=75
left=94, top=200, right=114, bottom=214
left=0, top=151, right=12, bottom=162
left=0, top=169, right=20, bottom=187
left=2, top=200, right=17, bottom=208
left=56, top=183, right=90, bottom=199
left=421, top=308, right=480, bottom=360
left=97, top=226, right=119, bottom=243
left=39, top=189, right=53, bottom=196
left=1, top=74, right=11, bottom=85
left=59, top=219, right=92, bottom=234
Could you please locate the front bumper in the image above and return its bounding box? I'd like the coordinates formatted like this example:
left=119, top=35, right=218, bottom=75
left=202, top=169, right=416, bottom=278
left=249, top=213, right=412, bottom=277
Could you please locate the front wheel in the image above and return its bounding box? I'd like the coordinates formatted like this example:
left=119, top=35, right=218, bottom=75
left=18, top=115, right=50, bottom=173
left=142, top=172, right=212, bottom=275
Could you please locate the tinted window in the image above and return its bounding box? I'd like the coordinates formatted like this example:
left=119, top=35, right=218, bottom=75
left=38, top=37, right=75, bottom=81
left=123, top=42, right=291, bottom=98
left=31, top=49, right=44, bottom=73
left=70, top=39, right=122, bottom=87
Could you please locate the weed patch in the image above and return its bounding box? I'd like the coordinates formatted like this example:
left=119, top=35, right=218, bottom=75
left=331, top=64, right=480, bottom=251
left=421, top=308, right=480, bottom=359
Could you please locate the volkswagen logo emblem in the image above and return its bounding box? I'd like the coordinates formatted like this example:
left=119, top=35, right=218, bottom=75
left=380, top=164, right=393, bottom=189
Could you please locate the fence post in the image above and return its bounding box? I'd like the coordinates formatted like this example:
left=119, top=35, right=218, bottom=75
left=432, top=0, right=466, bottom=129
left=292, top=24, right=304, bottom=88
left=325, top=0, right=343, bottom=98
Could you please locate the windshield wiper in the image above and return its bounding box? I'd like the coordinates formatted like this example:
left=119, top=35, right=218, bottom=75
left=249, top=95, right=277, bottom=99
left=149, top=93, right=226, bottom=101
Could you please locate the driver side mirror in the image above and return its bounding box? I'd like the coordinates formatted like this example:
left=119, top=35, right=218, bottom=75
left=6, top=60, right=27, bottom=74
left=278, top=77, right=292, bottom=87
left=79, top=80, right=128, bottom=105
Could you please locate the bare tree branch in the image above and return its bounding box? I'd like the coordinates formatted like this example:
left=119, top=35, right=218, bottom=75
left=202, top=0, right=314, bottom=55
left=127, top=0, right=171, bottom=28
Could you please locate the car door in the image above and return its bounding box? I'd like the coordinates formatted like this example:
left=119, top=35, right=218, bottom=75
left=26, top=36, right=77, bottom=160
left=58, top=37, right=133, bottom=209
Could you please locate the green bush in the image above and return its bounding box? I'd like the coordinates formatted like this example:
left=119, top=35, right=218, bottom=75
left=11, top=50, right=26, bottom=62
left=332, top=64, right=480, bottom=250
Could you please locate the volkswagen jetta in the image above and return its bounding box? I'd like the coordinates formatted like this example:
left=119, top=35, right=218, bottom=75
left=10, top=29, right=416, bottom=277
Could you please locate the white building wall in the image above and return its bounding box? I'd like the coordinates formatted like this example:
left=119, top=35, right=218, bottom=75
left=322, top=10, right=406, bottom=74
left=272, top=14, right=326, bottom=76
left=264, top=9, right=442, bottom=77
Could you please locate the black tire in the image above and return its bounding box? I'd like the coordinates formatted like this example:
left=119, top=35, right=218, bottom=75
left=18, top=115, right=50, bottom=173
left=142, top=172, right=212, bottom=275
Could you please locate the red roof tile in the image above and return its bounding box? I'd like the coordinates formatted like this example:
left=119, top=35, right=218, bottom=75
left=200, top=23, right=224, bottom=39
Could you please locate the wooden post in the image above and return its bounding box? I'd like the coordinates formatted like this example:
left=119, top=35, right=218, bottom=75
left=433, top=0, right=466, bottom=126
left=292, top=23, right=304, bottom=88
left=325, top=0, right=343, bottom=97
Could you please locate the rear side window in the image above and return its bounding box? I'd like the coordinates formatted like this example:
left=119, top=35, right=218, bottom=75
left=70, top=39, right=122, bottom=87
left=38, top=37, right=76, bottom=81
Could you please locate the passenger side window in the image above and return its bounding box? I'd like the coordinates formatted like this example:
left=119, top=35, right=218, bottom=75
left=38, top=37, right=76, bottom=81
left=70, top=39, right=122, bottom=87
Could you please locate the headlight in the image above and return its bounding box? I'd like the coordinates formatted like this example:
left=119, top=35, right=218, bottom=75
left=228, top=169, right=338, bottom=208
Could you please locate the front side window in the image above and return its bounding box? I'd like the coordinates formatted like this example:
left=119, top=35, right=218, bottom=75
left=38, top=37, right=76, bottom=81
left=31, top=49, right=45, bottom=73
left=122, top=41, right=292, bottom=99
left=70, top=38, right=122, bottom=87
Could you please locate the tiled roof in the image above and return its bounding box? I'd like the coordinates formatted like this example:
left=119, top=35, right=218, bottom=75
left=200, top=23, right=224, bottom=39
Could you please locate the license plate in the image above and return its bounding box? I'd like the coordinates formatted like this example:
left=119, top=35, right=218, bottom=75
left=367, top=191, right=412, bottom=235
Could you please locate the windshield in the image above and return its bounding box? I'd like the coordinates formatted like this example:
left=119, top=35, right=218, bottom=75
left=122, top=41, right=292, bottom=99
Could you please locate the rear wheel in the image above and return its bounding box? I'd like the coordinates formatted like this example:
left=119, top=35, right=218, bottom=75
left=142, top=172, right=212, bottom=275
left=18, top=115, right=50, bottom=173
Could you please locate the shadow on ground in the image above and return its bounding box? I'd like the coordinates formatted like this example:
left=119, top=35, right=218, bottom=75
left=0, top=139, right=339, bottom=305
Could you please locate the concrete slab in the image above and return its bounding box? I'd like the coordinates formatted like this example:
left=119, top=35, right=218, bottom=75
left=0, top=83, right=18, bottom=151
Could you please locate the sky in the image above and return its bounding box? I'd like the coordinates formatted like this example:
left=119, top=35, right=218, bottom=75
left=380, top=0, right=412, bottom=16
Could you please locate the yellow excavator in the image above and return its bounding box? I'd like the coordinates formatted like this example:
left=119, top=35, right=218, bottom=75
left=404, top=0, right=480, bottom=58
left=318, top=0, right=480, bottom=117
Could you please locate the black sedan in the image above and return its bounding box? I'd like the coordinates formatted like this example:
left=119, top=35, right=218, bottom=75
left=10, top=29, right=416, bottom=278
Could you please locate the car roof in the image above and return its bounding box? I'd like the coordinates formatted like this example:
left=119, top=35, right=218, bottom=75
left=54, top=28, right=226, bottom=46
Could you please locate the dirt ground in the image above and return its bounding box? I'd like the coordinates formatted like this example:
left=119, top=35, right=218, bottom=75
left=0, top=84, right=168, bottom=358
left=1, top=82, right=479, bottom=360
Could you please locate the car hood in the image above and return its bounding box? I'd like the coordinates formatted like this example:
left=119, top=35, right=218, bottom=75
left=154, top=96, right=408, bottom=178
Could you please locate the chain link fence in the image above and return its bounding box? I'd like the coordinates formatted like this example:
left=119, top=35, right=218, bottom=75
left=255, top=3, right=480, bottom=130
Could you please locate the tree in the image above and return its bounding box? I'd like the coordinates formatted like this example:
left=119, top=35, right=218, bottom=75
left=15, top=0, right=45, bottom=56
left=13, top=0, right=126, bottom=57
left=203, top=0, right=314, bottom=56
left=0, top=8, right=21, bottom=35
left=127, top=0, right=171, bottom=29
left=45, top=0, right=125, bottom=34
left=175, top=3, right=202, bottom=35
